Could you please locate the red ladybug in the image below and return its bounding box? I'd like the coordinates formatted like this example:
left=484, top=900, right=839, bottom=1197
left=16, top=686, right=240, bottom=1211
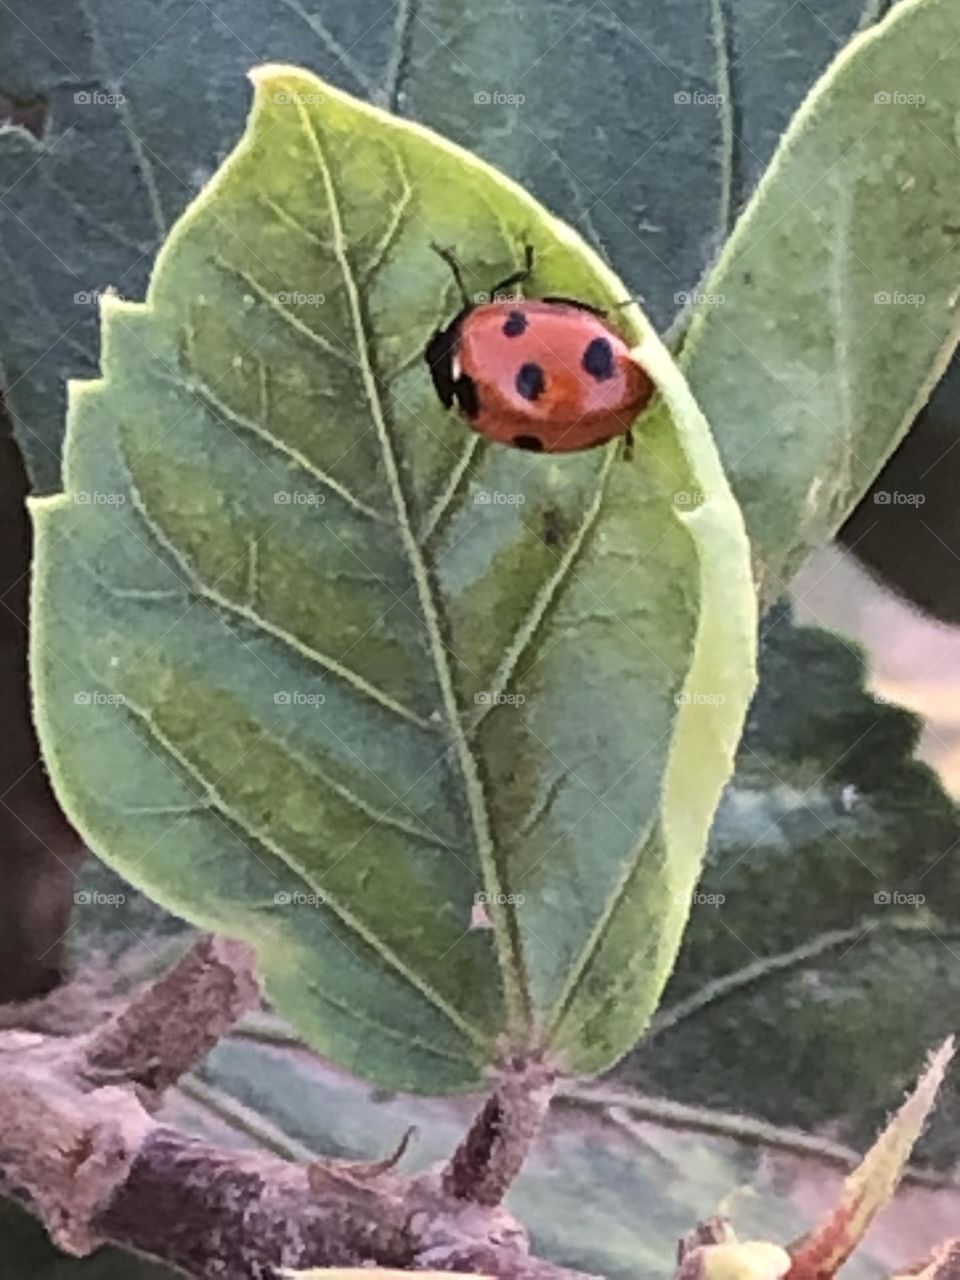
left=425, top=245, right=654, bottom=454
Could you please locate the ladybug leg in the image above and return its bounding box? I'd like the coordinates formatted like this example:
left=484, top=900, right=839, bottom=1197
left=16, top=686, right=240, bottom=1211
left=490, top=243, right=535, bottom=299
left=622, top=428, right=635, bottom=462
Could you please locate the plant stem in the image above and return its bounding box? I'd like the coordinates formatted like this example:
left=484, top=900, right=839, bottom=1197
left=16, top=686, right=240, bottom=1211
left=441, top=1059, right=557, bottom=1205
left=83, top=933, right=260, bottom=1091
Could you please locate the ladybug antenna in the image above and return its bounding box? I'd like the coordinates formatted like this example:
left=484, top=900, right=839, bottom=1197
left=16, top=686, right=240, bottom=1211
left=431, top=243, right=472, bottom=307
left=611, top=294, right=646, bottom=312
left=489, top=243, right=535, bottom=298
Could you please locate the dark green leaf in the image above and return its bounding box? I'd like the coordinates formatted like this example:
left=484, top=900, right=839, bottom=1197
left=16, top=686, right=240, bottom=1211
left=0, top=0, right=874, bottom=490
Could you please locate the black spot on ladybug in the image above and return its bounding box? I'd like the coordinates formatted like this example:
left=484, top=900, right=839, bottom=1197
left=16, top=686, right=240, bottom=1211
left=454, top=374, right=480, bottom=418
left=582, top=336, right=615, bottom=381
left=516, top=362, right=545, bottom=402
left=502, top=310, right=528, bottom=338
left=742, top=271, right=754, bottom=286
left=512, top=434, right=544, bottom=452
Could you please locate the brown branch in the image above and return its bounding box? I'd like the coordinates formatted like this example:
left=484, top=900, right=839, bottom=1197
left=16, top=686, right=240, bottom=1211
left=82, top=933, right=260, bottom=1092
left=441, top=1059, right=557, bottom=1206
left=0, top=938, right=593, bottom=1279
left=0, top=1030, right=595, bottom=1279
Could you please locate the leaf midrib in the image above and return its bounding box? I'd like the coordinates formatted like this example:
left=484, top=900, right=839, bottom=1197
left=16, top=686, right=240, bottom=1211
left=291, top=95, right=532, bottom=1036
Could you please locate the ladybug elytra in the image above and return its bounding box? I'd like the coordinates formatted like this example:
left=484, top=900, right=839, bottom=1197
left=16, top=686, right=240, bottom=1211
left=425, top=245, right=654, bottom=454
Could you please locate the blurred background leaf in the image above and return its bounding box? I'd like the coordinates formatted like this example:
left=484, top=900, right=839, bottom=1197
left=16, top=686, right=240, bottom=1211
left=619, top=604, right=960, bottom=1165
left=0, top=0, right=881, bottom=489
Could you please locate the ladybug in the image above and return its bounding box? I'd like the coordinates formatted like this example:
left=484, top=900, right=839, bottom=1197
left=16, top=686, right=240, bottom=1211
left=425, top=245, right=654, bottom=454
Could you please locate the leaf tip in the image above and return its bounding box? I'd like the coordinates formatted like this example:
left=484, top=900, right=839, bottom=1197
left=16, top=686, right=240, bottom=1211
left=787, top=1038, right=955, bottom=1280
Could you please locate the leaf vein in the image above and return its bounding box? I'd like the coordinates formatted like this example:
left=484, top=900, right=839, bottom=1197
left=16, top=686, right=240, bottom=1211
left=213, top=255, right=353, bottom=365
left=169, top=360, right=385, bottom=522
left=469, top=448, right=616, bottom=733
left=119, top=693, right=489, bottom=1052
left=418, top=436, right=482, bottom=545
left=124, top=472, right=438, bottom=733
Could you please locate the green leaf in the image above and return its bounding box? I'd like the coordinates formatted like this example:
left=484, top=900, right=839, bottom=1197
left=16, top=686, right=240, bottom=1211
left=30, top=68, right=756, bottom=1090
left=679, top=0, right=960, bottom=590
left=0, top=0, right=875, bottom=491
